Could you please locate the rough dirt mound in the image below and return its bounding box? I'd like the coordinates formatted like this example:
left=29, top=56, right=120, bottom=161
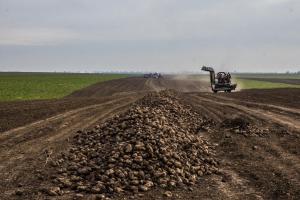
left=50, top=90, right=219, bottom=197
left=221, top=117, right=250, bottom=130
left=221, top=117, right=268, bottom=137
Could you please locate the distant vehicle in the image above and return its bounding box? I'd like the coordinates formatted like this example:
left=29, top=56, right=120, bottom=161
left=201, top=66, right=237, bottom=93
left=143, top=73, right=162, bottom=79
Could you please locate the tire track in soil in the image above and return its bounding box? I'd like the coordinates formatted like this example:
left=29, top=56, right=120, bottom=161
left=182, top=93, right=300, bottom=199
left=212, top=169, right=264, bottom=200
left=200, top=94, right=300, bottom=120
left=0, top=96, right=131, bottom=143
left=188, top=93, right=300, bottom=131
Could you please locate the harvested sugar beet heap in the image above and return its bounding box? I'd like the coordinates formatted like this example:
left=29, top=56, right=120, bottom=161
left=52, top=90, right=219, bottom=197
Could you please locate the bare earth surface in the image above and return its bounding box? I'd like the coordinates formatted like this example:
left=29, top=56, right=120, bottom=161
left=0, top=76, right=299, bottom=200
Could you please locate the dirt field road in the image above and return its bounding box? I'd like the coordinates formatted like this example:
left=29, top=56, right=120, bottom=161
left=180, top=92, right=300, bottom=199
left=0, top=76, right=299, bottom=199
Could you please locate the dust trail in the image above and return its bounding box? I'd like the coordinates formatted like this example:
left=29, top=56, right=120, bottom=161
left=169, top=74, right=212, bottom=92
left=171, top=74, right=210, bottom=82
left=145, top=78, right=164, bottom=91
left=145, top=75, right=211, bottom=93
left=232, top=77, right=242, bottom=91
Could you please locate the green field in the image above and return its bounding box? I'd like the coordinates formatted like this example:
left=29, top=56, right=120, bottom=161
left=234, top=73, right=300, bottom=79
left=234, top=78, right=300, bottom=90
left=0, top=73, right=128, bottom=101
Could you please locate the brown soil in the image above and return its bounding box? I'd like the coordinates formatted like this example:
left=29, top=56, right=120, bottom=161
left=180, top=92, right=300, bottom=200
left=0, top=76, right=299, bottom=200
left=0, top=97, right=129, bottom=133
left=220, top=88, right=300, bottom=109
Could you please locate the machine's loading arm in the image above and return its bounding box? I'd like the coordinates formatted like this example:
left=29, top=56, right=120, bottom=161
left=201, top=66, right=215, bottom=86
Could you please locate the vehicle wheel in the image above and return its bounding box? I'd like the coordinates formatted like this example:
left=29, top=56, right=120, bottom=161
left=213, top=90, right=218, bottom=93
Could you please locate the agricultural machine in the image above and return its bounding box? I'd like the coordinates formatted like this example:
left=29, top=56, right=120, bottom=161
left=143, top=72, right=162, bottom=79
left=201, top=66, right=237, bottom=93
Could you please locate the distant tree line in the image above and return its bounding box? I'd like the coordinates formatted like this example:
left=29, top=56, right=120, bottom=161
left=286, top=71, right=300, bottom=74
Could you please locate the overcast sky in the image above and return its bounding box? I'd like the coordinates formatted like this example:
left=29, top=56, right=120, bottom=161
left=0, top=0, right=299, bottom=73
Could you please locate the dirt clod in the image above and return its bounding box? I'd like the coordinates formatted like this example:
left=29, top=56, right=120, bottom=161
left=164, top=191, right=172, bottom=197
left=43, top=186, right=61, bottom=196
left=15, top=190, right=23, bottom=196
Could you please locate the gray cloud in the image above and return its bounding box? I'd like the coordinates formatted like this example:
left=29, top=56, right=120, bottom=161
left=0, top=0, right=299, bottom=72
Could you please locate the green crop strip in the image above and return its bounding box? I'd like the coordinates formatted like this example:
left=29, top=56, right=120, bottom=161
left=235, top=78, right=300, bottom=90
left=0, top=73, right=128, bottom=101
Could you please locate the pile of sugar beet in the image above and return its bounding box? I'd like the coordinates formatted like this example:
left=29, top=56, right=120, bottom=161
left=50, top=90, right=219, bottom=197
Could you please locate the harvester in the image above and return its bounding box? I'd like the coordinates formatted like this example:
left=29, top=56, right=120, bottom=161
left=201, top=66, right=237, bottom=93
left=143, top=72, right=162, bottom=79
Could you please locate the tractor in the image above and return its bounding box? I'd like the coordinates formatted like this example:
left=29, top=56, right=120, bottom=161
left=201, top=66, right=237, bottom=93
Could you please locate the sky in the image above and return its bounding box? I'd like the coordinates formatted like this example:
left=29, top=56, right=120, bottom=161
left=0, top=0, right=299, bottom=73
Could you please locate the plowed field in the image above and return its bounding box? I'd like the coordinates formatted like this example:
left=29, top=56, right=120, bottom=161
left=0, top=76, right=299, bottom=200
